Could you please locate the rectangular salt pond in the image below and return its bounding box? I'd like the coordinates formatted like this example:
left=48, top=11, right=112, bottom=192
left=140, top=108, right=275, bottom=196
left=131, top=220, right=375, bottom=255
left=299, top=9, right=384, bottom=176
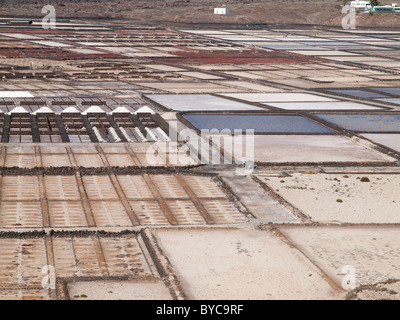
left=153, top=229, right=338, bottom=300
left=0, top=33, right=42, bottom=40
left=66, top=48, right=104, bottom=54
left=176, top=72, right=225, bottom=80
left=264, top=101, right=381, bottom=111
left=31, top=41, right=72, bottom=47
left=226, top=135, right=393, bottom=162
left=147, top=94, right=264, bottom=111
left=183, top=114, right=334, bottom=133
left=289, top=50, right=359, bottom=56
left=220, top=92, right=337, bottom=103
left=261, top=45, right=315, bottom=50
left=369, top=87, right=400, bottom=96
left=378, top=99, right=400, bottom=105
left=220, top=37, right=272, bottom=41
left=328, top=89, right=389, bottom=98
left=318, top=41, right=361, bottom=46
left=362, top=134, right=400, bottom=153
left=316, top=114, right=400, bottom=132
left=0, top=91, right=33, bottom=98
left=299, top=41, right=338, bottom=45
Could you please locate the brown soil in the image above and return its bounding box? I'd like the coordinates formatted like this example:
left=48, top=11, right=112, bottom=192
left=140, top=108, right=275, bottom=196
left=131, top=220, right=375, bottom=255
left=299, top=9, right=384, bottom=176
left=1, top=0, right=399, bottom=28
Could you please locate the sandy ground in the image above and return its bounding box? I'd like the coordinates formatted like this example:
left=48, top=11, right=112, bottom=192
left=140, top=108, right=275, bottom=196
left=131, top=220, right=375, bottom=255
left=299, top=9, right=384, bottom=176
left=262, top=173, right=400, bottom=224
left=347, top=279, right=400, bottom=300
left=153, top=228, right=343, bottom=300
left=279, top=226, right=400, bottom=290
left=68, top=280, right=172, bottom=300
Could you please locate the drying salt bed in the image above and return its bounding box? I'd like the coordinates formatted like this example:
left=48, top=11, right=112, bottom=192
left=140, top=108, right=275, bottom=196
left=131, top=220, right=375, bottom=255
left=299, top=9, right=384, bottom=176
left=220, top=81, right=285, bottom=92
left=220, top=92, right=337, bottom=103
left=261, top=173, right=400, bottom=223
left=0, top=33, right=42, bottom=40
left=153, top=229, right=341, bottom=300
left=327, top=89, right=389, bottom=99
left=184, top=114, right=334, bottom=133
left=264, top=101, right=381, bottom=111
left=134, top=82, right=236, bottom=93
left=362, top=134, right=400, bottom=153
left=147, top=94, right=263, bottom=111
left=31, top=41, right=72, bottom=48
left=0, top=91, right=33, bottom=98
left=66, top=48, right=105, bottom=55
left=140, top=64, right=186, bottom=72
left=288, top=50, right=359, bottom=56
left=176, top=71, right=225, bottom=80
left=225, top=135, right=393, bottom=163
left=279, top=226, right=400, bottom=287
left=317, top=114, right=400, bottom=132
left=68, top=280, right=172, bottom=300
left=221, top=175, right=300, bottom=224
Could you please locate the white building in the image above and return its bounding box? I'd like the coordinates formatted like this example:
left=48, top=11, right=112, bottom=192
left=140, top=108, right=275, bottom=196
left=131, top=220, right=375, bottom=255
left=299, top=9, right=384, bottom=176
left=350, top=1, right=371, bottom=8
left=214, top=8, right=229, bottom=15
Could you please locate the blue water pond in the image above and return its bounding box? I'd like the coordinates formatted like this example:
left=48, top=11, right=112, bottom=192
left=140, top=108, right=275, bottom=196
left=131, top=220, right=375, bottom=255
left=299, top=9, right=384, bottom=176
left=183, top=114, right=334, bottom=133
